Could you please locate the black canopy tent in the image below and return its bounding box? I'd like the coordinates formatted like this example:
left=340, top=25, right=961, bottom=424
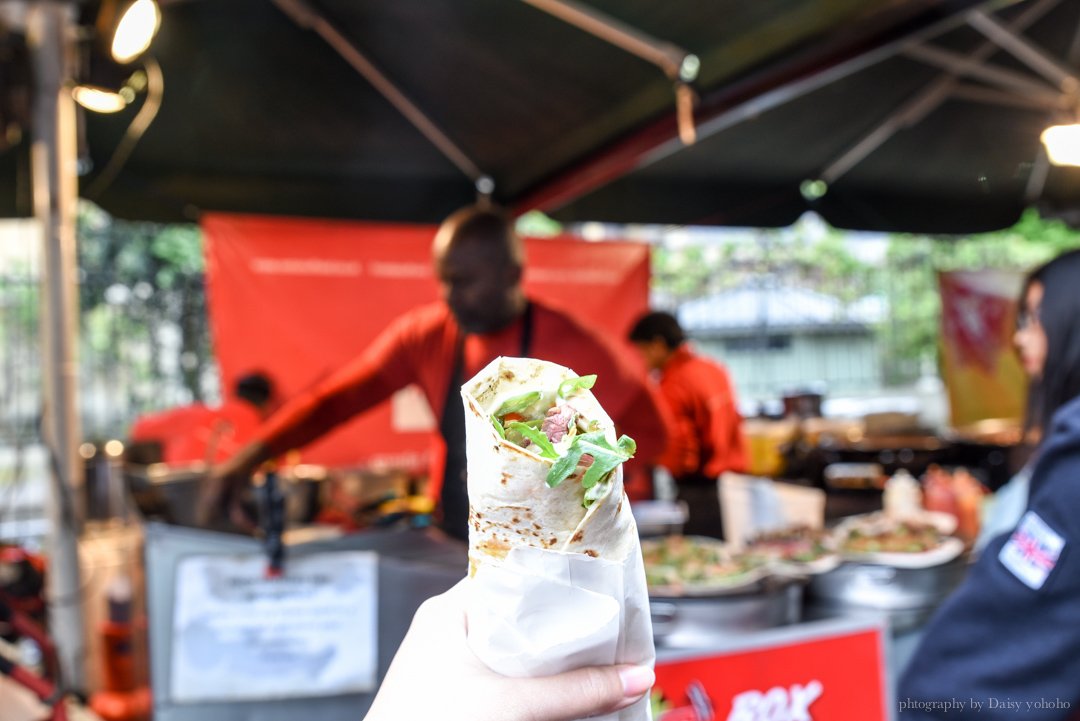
left=2, top=0, right=1037, bottom=231
left=544, top=0, right=1080, bottom=233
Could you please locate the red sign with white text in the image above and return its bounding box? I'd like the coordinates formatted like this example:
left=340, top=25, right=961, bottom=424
left=653, top=625, right=888, bottom=721
left=202, top=213, right=650, bottom=472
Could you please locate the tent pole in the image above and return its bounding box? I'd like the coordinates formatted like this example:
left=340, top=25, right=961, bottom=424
left=951, top=83, right=1066, bottom=111
left=822, top=0, right=1061, bottom=186
left=517, top=0, right=1005, bottom=215
left=272, top=0, right=492, bottom=194
left=967, top=8, right=1079, bottom=91
left=1025, top=2, right=1080, bottom=203
left=904, top=44, right=1065, bottom=100
left=520, top=0, right=700, bottom=144
left=520, top=0, right=697, bottom=82
left=27, top=1, right=86, bottom=692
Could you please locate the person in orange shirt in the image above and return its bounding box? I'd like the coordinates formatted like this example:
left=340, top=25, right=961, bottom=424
left=128, top=372, right=277, bottom=465
left=629, top=311, right=748, bottom=538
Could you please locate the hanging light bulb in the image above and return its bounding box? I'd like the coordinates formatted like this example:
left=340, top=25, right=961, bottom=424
left=111, top=0, right=161, bottom=64
left=1041, top=123, right=1080, bottom=167
left=72, top=85, right=129, bottom=113
left=72, top=69, right=142, bottom=114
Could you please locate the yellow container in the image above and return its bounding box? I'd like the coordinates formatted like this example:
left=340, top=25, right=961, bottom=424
left=743, top=418, right=798, bottom=478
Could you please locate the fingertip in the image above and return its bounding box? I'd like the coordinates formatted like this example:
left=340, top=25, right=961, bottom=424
left=616, top=664, right=655, bottom=698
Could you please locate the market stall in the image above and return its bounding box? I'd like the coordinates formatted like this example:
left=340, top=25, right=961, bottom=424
left=637, top=476, right=975, bottom=716
left=63, top=213, right=1023, bottom=721
left=104, top=484, right=973, bottom=721
left=5, top=1, right=1076, bottom=716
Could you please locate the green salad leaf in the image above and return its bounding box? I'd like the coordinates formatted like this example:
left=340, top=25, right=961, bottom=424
left=545, top=430, right=636, bottom=490
left=557, top=374, right=597, bottom=399
left=506, top=421, right=558, bottom=459
left=485, top=374, right=633, bottom=507
left=493, top=391, right=542, bottom=418
left=650, top=691, right=672, bottom=719
left=583, top=478, right=611, bottom=504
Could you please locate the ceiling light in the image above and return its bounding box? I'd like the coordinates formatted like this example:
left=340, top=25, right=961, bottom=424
left=111, top=0, right=161, bottom=64
left=72, top=85, right=129, bottom=113
left=1040, top=123, right=1080, bottom=167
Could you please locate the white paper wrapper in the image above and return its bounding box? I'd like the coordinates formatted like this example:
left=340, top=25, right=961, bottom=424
left=462, top=357, right=655, bottom=721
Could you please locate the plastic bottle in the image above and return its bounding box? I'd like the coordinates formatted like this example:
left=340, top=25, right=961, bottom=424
left=952, top=469, right=987, bottom=543
left=102, top=576, right=136, bottom=693
left=883, top=469, right=923, bottom=518
left=89, top=575, right=152, bottom=721
left=923, top=464, right=959, bottom=519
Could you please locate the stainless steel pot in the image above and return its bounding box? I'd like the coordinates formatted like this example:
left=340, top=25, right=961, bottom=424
left=650, top=577, right=804, bottom=649
left=807, top=555, right=967, bottom=609
left=806, top=555, right=968, bottom=632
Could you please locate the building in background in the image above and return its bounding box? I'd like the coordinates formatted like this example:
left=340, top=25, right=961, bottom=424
left=678, top=285, right=884, bottom=414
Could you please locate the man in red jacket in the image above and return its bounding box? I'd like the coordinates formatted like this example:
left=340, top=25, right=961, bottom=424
left=630, top=311, right=748, bottom=538
left=201, top=205, right=671, bottom=540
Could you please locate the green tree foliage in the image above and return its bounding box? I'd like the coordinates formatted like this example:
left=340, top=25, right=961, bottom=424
left=881, top=209, right=1080, bottom=382
left=0, top=255, right=40, bottom=444
left=77, top=202, right=210, bottom=411
left=649, top=210, right=1080, bottom=388
left=651, top=219, right=876, bottom=310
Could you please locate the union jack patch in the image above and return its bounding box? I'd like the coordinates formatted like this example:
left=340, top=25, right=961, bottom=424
left=999, top=511, right=1064, bottom=590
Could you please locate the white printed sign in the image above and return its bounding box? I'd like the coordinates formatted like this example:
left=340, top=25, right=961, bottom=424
left=170, top=551, right=378, bottom=702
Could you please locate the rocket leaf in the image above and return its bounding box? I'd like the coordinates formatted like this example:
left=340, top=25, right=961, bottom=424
left=493, top=391, right=541, bottom=419
left=557, top=374, right=597, bottom=399
left=506, top=421, right=558, bottom=459
left=545, top=430, right=636, bottom=489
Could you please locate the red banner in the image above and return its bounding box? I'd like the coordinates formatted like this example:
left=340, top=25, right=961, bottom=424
left=653, top=622, right=888, bottom=721
left=202, top=213, right=650, bottom=471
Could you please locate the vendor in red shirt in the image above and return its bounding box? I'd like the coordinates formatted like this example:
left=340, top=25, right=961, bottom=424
left=629, top=311, right=748, bottom=538
left=201, top=205, right=671, bottom=540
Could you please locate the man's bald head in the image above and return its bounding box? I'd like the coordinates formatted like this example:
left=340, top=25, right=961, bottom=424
left=433, top=205, right=525, bottom=267
left=433, top=205, right=527, bottom=334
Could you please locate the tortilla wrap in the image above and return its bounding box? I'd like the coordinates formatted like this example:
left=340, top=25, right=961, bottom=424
left=462, top=356, right=654, bottom=721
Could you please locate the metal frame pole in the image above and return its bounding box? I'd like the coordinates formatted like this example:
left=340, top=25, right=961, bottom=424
left=520, top=0, right=698, bottom=82
left=822, top=0, right=1061, bottom=185
left=272, top=0, right=493, bottom=195
left=27, top=0, right=85, bottom=692
left=518, top=0, right=999, bottom=214
left=967, top=8, right=1079, bottom=90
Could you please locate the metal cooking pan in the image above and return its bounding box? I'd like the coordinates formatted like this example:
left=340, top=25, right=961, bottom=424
left=124, top=462, right=323, bottom=528
left=649, top=575, right=805, bottom=648
left=806, top=554, right=968, bottom=632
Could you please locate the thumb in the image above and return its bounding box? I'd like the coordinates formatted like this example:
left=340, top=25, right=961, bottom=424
left=509, top=664, right=654, bottom=721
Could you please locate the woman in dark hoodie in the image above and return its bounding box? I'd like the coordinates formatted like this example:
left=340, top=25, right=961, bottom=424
left=977, top=248, right=1080, bottom=546
left=899, top=247, right=1080, bottom=720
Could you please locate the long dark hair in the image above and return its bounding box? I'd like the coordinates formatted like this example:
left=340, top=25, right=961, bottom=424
left=1022, top=248, right=1080, bottom=436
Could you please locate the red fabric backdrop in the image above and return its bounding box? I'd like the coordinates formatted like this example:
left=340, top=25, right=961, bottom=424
left=202, top=213, right=650, bottom=472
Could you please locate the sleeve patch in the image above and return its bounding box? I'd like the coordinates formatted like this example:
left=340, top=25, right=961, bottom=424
left=998, top=511, right=1065, bottom=590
